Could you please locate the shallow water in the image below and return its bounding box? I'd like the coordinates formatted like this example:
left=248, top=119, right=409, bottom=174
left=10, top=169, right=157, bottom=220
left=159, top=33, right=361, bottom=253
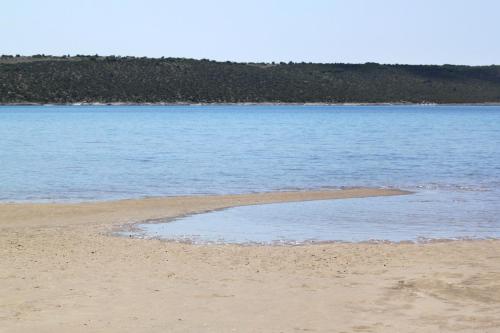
left=2, top=105, right=500, bottom=242
left=127, top=189, right=500, bottom=244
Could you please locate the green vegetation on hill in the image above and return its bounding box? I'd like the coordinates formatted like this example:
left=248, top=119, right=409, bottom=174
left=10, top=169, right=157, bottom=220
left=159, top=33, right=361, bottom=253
left=1, top=55, right=500, bottom=104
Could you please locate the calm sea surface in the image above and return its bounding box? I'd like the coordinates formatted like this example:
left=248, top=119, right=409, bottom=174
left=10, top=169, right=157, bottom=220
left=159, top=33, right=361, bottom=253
left=2, top=105, right=500, bottom=242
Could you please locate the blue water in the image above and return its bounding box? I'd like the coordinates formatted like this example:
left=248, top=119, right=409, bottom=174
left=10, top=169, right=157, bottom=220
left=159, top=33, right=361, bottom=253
left=131, top=190, right=500, bottom=243
left=2, top=105, right=500, bottom=242
left=1, top=105, right=499, bottom=202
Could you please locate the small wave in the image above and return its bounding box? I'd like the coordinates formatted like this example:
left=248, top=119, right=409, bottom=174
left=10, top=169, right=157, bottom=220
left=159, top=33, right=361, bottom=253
left=412, top=183, right=492, bottom=192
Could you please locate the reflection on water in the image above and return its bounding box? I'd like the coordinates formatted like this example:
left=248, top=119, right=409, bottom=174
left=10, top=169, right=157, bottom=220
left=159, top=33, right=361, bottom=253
left=127, top=189, right=500, bottom=244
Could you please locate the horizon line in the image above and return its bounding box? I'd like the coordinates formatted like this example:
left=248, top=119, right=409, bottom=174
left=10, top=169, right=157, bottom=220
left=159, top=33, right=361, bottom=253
left=1, top=54, right=499, bottom=68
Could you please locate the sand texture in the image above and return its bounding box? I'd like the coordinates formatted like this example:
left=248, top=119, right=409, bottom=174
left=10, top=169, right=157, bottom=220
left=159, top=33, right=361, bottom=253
left=1, top=188, right=499, bottom=332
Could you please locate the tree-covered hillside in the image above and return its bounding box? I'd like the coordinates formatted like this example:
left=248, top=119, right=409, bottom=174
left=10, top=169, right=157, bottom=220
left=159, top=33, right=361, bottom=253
left=1, top=55, right=500, bottom=104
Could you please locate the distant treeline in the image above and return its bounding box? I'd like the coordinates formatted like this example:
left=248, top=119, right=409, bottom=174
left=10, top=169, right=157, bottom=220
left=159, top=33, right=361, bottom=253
left=1, top=55, right=500, bottom=104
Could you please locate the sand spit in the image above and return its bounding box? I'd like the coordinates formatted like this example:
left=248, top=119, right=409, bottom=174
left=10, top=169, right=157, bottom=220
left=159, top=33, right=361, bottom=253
left=0, top=188, right=408, bottom=229
left=1, top=188, right=499, bottom=332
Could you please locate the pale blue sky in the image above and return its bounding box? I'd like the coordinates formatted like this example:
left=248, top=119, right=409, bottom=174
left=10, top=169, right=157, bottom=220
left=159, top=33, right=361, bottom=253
left=1, top=0, right=499, bottom=65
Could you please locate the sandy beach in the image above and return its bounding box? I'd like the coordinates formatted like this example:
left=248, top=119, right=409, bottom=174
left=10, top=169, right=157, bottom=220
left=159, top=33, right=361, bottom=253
left=1, top=188, right=499, bottom=332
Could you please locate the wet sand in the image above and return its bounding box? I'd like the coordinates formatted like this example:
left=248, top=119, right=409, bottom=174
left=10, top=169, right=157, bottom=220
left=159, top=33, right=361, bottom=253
left=1, top=188, right=499, bottom=332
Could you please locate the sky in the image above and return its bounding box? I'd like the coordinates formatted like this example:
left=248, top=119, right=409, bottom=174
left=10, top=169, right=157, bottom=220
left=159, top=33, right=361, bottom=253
left=1, top=0, right=499, bottom=65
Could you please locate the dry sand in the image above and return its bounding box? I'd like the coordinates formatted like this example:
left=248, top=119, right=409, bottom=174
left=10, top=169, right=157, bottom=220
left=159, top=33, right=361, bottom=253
left=1, top=188, right=499, bottom=332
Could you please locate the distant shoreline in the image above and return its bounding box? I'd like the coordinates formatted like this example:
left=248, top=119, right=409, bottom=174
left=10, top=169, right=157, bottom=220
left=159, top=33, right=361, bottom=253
left=2, top=102, right=500, bottom=107
left=4, top=57, right=500, bottom=106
